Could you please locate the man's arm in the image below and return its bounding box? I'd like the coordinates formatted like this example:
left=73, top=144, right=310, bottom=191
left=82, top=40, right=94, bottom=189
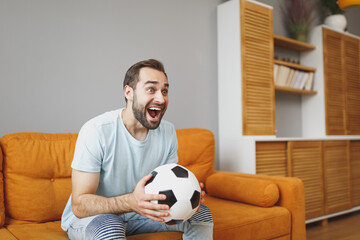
left=71, top=169, right=170, bottom=222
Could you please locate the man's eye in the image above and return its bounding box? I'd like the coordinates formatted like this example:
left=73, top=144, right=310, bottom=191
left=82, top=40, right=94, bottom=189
left=162, top=89, right=168, bottom=95
left=147, top=88, right=154, bottom=93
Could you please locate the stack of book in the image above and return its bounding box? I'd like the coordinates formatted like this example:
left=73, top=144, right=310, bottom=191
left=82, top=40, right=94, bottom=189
left=273, top=64, right=314, bottom=90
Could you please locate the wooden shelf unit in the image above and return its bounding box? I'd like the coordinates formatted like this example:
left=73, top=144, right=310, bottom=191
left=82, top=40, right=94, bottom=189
left=273, top=35, right=317, bottom=95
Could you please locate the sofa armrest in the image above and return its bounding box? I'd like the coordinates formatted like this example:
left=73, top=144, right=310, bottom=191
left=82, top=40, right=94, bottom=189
left=206, top=171, right=306, bottom=240
left=205, top=171, right=280, bottom=207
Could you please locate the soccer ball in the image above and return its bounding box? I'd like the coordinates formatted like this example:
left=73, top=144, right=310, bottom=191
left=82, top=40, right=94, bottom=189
left=145, top=163, right=201, bottom=222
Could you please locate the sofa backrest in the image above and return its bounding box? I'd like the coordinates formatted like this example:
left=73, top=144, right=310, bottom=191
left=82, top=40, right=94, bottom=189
left=0, top=133, right=77, bottom=223
left=0, top=144, right=5, bottom=227
left=0, top=128, right=215, bottom=223
left=176, top=128, right=215, bottom=184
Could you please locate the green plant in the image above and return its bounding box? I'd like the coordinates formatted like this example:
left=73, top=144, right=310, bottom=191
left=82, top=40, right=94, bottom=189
left=320, top=0, right=344, bottom=15
left=281, top=0, right=317, bottom=41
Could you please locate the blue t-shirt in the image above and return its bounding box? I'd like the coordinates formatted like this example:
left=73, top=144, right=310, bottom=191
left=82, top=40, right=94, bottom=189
left=61, top=108, right=178, bottom=231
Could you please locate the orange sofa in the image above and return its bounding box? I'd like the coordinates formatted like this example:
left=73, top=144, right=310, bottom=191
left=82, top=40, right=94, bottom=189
left=0, top=128, right=306, bottom=240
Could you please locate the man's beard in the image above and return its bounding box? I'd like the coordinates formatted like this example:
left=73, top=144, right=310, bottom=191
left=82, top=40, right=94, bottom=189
left=132, top=93, right=166, bottom=130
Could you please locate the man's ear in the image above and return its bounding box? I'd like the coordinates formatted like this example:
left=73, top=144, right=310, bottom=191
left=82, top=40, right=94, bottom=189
left=124, top=85, right=134, bottom=102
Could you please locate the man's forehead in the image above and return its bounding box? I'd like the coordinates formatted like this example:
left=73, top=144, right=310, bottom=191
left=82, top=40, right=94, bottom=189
left=138, top=68, right=168, bottom=85
left=144, top=80, right=169, bottom=87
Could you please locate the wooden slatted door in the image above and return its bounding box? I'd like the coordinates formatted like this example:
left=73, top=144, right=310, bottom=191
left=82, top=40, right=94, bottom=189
left=323, top=28, right=346, bottom=135
left=350, top=141, right=360, bottom=207
left=343, top=35, right=360, bottom=135
left=241, top=0, right=275, bottom=135
left=323, top=141, right=351, bottom=214
left=256, top=142, right=287, bottom=176
left=287, top=141, right=324, bottom=219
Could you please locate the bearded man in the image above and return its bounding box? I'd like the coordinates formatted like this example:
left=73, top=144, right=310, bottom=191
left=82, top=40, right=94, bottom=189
left=61, top=59, right=213, bottom=239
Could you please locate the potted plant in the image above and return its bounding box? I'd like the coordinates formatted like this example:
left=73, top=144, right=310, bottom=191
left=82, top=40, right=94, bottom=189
left=281, top=0, right=317, bottom=42
left=320, top=0, right=347, bottom=31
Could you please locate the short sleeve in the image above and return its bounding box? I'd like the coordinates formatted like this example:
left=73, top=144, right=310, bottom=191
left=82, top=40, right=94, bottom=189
left=71, top=122, right=104, bottom=172
left=167, top=124, right=178, bottom=164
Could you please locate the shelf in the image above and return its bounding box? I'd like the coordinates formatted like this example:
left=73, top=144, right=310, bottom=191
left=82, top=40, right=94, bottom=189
left=275, top=85, right=317, bottom=95
left=274, top=35, right=316, bottom=52
left=274, top=59, right=317, bottom=72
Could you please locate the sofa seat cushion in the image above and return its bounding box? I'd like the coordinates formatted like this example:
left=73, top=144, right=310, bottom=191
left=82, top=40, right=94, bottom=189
left=3, top=195, right=291, bottom=240
left=0, top=227, right=16, bottom=240
left=206, top=195, right=291, bottom=240
left=5, top=221, right=68, bottom=240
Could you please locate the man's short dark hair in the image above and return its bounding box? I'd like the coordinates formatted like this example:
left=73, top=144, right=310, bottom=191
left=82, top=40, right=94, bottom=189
left=123, top=59, right=167, bottom=91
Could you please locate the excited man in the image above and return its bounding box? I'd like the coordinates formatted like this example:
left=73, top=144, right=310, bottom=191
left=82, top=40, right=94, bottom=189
left=61, top=59, right=213, bottom=239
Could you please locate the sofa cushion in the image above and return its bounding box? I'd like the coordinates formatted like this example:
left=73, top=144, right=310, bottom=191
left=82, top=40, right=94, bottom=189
left=5, top=220, right=67, bottom=240
left=0, top=133, right=77, bottom=222
left=0, top=227, right=16, bottom=240
left=176, top=129, right=215, bottom=184
left=206, top=171, right=280, bottom=207
left=4, top=196, right=290, bottom=240
left=205, top=195, right=291, bottom=240
left=0, top=145, right=5, bottom=227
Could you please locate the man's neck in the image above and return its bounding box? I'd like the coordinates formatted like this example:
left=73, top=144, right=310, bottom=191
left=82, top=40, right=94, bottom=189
left=122, top=107, right=149, bottom=141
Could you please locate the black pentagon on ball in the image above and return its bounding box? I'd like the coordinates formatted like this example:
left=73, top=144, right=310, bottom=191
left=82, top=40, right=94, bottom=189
left=158, top=190, right=177, bottom=208
left=145, top=171, right=158, bottom=186
left=191, top=190, right=201, bottom=209
left=171, top=166, right=188, bottom=178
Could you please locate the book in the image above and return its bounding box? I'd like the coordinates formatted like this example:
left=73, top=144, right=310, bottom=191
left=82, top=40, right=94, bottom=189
left=288, top=70, right=299, bottom=87
left=285, top=69, right=296, bottom=87
left=298, top=72, right=309, bottom=89
left=276, top=65, right=291, bottom=86
left=305, top=72, right=314, bottom=90
left=273, top=64, right=279, bottom=84
left=292, top=71, right=303, bottom=88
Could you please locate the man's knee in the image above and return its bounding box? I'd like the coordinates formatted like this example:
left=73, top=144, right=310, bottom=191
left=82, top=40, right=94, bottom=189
left=85, top=214, right=126, bottom=239
left=190, top=204, right=213, bottom=223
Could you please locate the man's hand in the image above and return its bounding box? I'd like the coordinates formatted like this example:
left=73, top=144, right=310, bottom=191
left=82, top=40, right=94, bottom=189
left=196, top=182, right=206, bottom=212
left=128, top=174, right=170, bottom=222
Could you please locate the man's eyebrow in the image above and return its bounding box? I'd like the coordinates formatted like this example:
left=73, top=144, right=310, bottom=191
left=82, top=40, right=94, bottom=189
left=144, top=80, right=169, bottom=87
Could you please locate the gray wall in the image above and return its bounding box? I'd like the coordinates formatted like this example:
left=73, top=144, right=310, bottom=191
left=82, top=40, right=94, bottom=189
left=1, top=0, right=360, bottom=164
left=0, top=0, right=223, bottom=139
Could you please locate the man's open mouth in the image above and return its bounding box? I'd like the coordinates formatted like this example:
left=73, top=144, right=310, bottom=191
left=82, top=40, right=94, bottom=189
left=147, top=106, right=162, bottom=120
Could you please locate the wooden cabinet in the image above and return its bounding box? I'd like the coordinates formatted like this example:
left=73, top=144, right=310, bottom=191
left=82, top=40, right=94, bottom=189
left=241, top=0, right=275, bottom=135
left=256, top=139, right=360, bottom=220
left=350, top=141, right=360, bottom=207
left=218, top=0, right=275, bottom=146
left=343, top=36, right=360, bottom=135
left=323, top=28, right=360, bottom=135
left=287, top=141, right=324, bottom=219
left=256, top=142, right=287, bottom=176
left=322, top=141, right=351, bottom=214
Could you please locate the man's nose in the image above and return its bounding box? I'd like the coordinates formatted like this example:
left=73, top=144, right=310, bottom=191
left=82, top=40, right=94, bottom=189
left=154, top=91, right=166, bottom=104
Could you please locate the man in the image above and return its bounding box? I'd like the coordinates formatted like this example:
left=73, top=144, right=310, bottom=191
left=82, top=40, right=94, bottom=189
left=61, top=59, right=213, bottom=239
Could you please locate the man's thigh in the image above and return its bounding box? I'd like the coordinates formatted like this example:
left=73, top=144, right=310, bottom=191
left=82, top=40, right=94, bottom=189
left=68, top=214, right=126, bottom=240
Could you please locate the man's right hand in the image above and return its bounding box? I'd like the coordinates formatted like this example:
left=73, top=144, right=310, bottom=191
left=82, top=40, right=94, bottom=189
left=128, top=174, right=170, bottom=222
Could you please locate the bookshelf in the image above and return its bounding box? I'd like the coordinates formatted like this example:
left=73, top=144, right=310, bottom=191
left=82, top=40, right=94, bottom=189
left=273, top=35, right=317, bottom=94
left=218, top=0, right=360, bottom=225
left=274, top=34, right=316, bottom=51
left=274, top=59, right=316, bottom=72
left=275, top=85, right=317, bottom=95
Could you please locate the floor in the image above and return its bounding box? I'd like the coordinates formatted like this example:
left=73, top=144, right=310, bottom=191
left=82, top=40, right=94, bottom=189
left=306, top=211, right=360, bottom=240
